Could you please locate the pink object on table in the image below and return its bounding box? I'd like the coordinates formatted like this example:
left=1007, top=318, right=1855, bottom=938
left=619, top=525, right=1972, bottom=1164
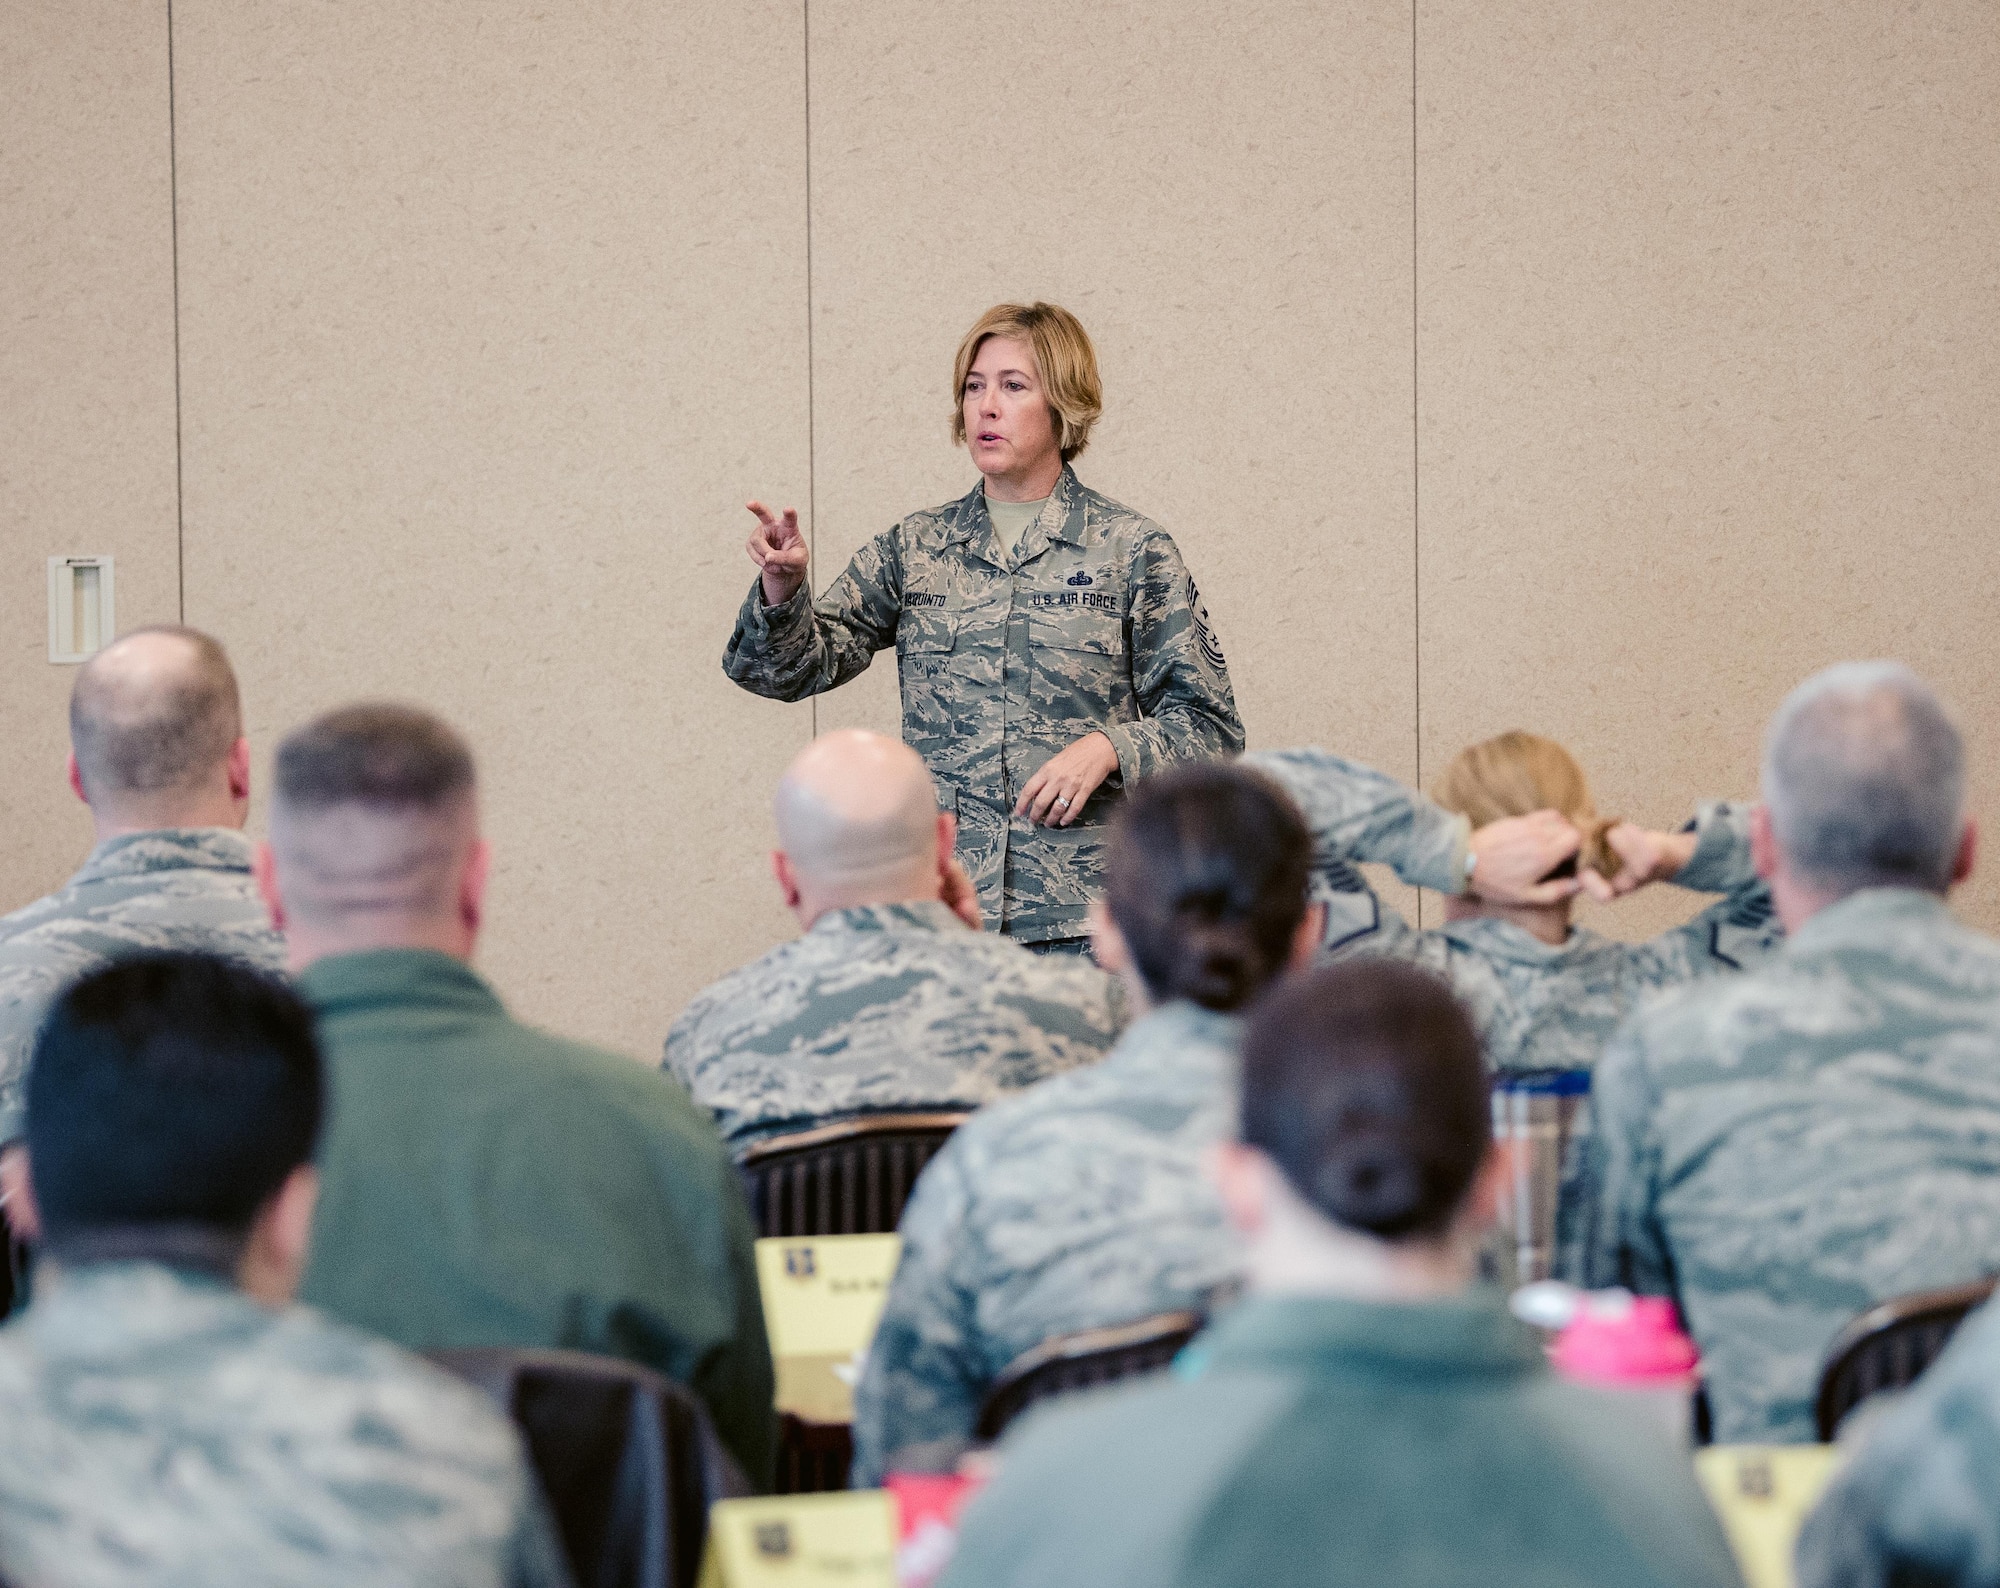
left=1550, top=1294, right=1701, bottom=1386
left=886, top=1471, right=987, bottom=1588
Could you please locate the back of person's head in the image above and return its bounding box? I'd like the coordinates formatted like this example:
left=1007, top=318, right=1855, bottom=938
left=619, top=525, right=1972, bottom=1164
left=1432, top=730, right=1618, bottom=881
left=773, top=729, right=939, bottom=899
left=1240, top=960, right=1489, bottom=1242
left=27, top=953, right=321, bottom=1249
left=69, top=626, right=242, bottom=816
left=1105, top=763, right=1311, bottom=1012
left=1763, top=662, right=1966, bottom=897
left=269, top=702, right=478, bottom=930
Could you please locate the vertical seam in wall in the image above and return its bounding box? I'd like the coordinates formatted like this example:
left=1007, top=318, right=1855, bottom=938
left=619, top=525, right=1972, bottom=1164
left=1410, top=0, right=1422, bottom=928
left=167, top=0, right=186, bottom=623
left=803, top=0, right=817, bottom=741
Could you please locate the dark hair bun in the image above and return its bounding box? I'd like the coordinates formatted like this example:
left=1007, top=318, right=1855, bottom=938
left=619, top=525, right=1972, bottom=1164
left=1310, top=1128, right=1427, bottom=1236
left=1105, top=765, right=1312, bottom=1012
left=1168, top=920, right=1271, bottom=1011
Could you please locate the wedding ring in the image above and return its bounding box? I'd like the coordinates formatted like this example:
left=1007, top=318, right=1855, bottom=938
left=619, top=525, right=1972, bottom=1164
left=1055, top=796, right=1070, bottom=807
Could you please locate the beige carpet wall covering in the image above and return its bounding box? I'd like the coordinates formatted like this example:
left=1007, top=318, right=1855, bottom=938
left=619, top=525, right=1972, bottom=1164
left=4, top=0, right=1996, bottom=1060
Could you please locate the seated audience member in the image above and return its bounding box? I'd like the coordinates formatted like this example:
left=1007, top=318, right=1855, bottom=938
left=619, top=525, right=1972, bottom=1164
left=939, top=959, right=1742, bottom=1588
left=256, top=703, right=775, bottom=1484
left=850, top=762, right=1323, bottom=1485
left=0, top=627, right=281, bottom=1152
left=664, top=729, right=1121, bottom=1148
left=1248, top=734, right=1779, bottom=1073
left=1588, top=661, right=2000, bottom=1443
left=0, top=954, right=569, bottom=1588
left=1795, top=1292, right=2000, bottom=1588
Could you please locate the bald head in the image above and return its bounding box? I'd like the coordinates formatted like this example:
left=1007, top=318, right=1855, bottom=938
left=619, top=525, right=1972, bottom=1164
left=774, top=731, right=940, bottom=905
left=267, top=704, right=480, bottom=940
left=70, top=627, right=242, bottom=820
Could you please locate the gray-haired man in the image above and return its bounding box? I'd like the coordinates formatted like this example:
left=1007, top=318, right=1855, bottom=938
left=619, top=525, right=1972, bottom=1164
left=1587, top=661, right=2000, bottom=1443
left=0, top=628, right=283, bottom=1156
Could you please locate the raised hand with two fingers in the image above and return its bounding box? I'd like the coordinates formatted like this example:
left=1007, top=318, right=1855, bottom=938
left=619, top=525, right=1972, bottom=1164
left=744, top=500, right=810, bottom=607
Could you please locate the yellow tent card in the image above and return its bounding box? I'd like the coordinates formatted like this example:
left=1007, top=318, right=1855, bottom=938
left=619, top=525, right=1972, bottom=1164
left=1695, top=1444, right=1844, bottom=1588
left=756, top=1234, right=904, bottom=1423
left=756, top=1234, right=902, bottom=1358
left=697, top=1491, right=896, bottom=1588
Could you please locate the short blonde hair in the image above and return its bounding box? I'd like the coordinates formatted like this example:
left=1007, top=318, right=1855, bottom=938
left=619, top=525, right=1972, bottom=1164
left=1431, top=731, right=1620, bottom=881
left=951, top=302, right=1103, bottom=463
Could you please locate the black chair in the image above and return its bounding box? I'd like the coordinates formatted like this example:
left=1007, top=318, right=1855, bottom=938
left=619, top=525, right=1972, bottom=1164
left=430, top=1346, right=751, bottom=1588
left=775, top=1412, right=854, bottom=1495
left=975, top=1310, right=1204, bottom=1442
left=1814, top=1277, right=1998, bottom=1440
left=736, top=1112, right=969, bottom=1237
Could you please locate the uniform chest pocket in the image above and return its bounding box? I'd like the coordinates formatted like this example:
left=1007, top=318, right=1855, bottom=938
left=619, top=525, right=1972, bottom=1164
left=899, top=608, right=958, bottom=655
left=1028, top=611, right=1123, bottom=659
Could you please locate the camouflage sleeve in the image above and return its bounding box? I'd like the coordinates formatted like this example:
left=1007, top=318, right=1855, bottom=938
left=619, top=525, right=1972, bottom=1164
left=849, top=1145, right=984, bottom=1488
left=1583, top=1018, right=1679, bottom=1297
left=720, top=526, right=904, bottom=701
left=1629, top=802, right=1782, bottom=985
left=1794, top=1304, right=2000, bottom=1588
left=1099, top=531, right=1245, bottom=782
left=509, top=1474, right=580, bottom=1588
left=1244, top=749, right=1470, bottom=894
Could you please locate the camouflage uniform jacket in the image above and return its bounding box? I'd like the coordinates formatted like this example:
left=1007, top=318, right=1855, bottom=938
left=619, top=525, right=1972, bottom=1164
left=850, top=1000, right=1242, bottom=1486
left=1795, top=1293, right=2000, bottom=1587
left=0, top=1258, right=571, bottom=1588
left=1586, top=888, right=2000, bottom=1444
left=663, top=900, right=1123, bottom=1148
left=0, top=829, right=284, bottom=1143
left=1245, top=750, right=1782, bottom=1072
left=722, top=467, right=1245, bottom=941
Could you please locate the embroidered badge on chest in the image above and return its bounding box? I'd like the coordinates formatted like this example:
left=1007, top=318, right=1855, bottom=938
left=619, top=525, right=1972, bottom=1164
left=1066, top=569, right=1095, bottom=587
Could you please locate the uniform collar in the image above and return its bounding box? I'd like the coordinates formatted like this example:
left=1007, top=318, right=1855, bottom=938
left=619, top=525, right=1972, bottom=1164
left=1785, top=885, right=1956, bottom=955
left=942, top=465, right=1089, bottom=560
left=1436, top=913, right=1609, bottom=966
left=806, top=899, right=970, bottom=938
left=70, top=827, right=256, bottom=887
left=15, top=1259, right=264, bottom=1363
left=1101, top=998, right=1242, bottom=1076
left=1189, top=1290, right=1545, bottom=1381
left=296, top=946, right=505, bottom=1021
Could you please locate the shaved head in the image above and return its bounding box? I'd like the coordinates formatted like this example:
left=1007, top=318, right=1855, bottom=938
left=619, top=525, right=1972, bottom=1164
left=775, top=730, right=939, bottom=895
left=70, top=627, right=241, bottom=812
left=269, top=704, right=478, bottom=930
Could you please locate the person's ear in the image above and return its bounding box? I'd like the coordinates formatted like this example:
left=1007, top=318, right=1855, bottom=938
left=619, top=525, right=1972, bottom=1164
left=0, top=1146, right=41, bottom=1245
left=459, top=839, right=492, bottom=935
left=1086, top=897, right=1129, bottom=975
left=225, top=737, right=252, bottom=803
left=1287, top=902, right=1327, bottom=972
left=239, top=1165, right=318, bottom=1307
left=1464, top=1142, right=1513, bottom=1232
left=65, top=752, right=87, bottom=808
left=772, top=851, right=803, bottom=912
left=1953, top=818, right=1979, bottom=889
left=252, top=842, right=288, bottom=933
left=1750, top=803, right=1780, bottom=882
left=1206, top=1141, right=1273, bottom=1238
left=935, top=811, right=958, bottom=875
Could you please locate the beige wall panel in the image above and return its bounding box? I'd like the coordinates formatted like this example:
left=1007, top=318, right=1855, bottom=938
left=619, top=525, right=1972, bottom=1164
left=174, top=1, right=812, bottom=1058
left=803, top=0, right=1419, bottom=917
left=0, top=2, right=180, bottom=913
left=1419, top=1, right=2000, bottom=943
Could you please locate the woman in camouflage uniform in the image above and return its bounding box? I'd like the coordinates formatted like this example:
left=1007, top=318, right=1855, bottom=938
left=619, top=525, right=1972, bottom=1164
left=723, top=303, right=1244, bottom=953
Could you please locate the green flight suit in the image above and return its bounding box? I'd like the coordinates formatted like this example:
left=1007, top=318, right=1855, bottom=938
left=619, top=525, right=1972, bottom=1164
left=297, top=949, right=775, bottom=1486
left=721, top=465, right=1245, bottom=942
left=942, top=1292, right=1743, bottom=1588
